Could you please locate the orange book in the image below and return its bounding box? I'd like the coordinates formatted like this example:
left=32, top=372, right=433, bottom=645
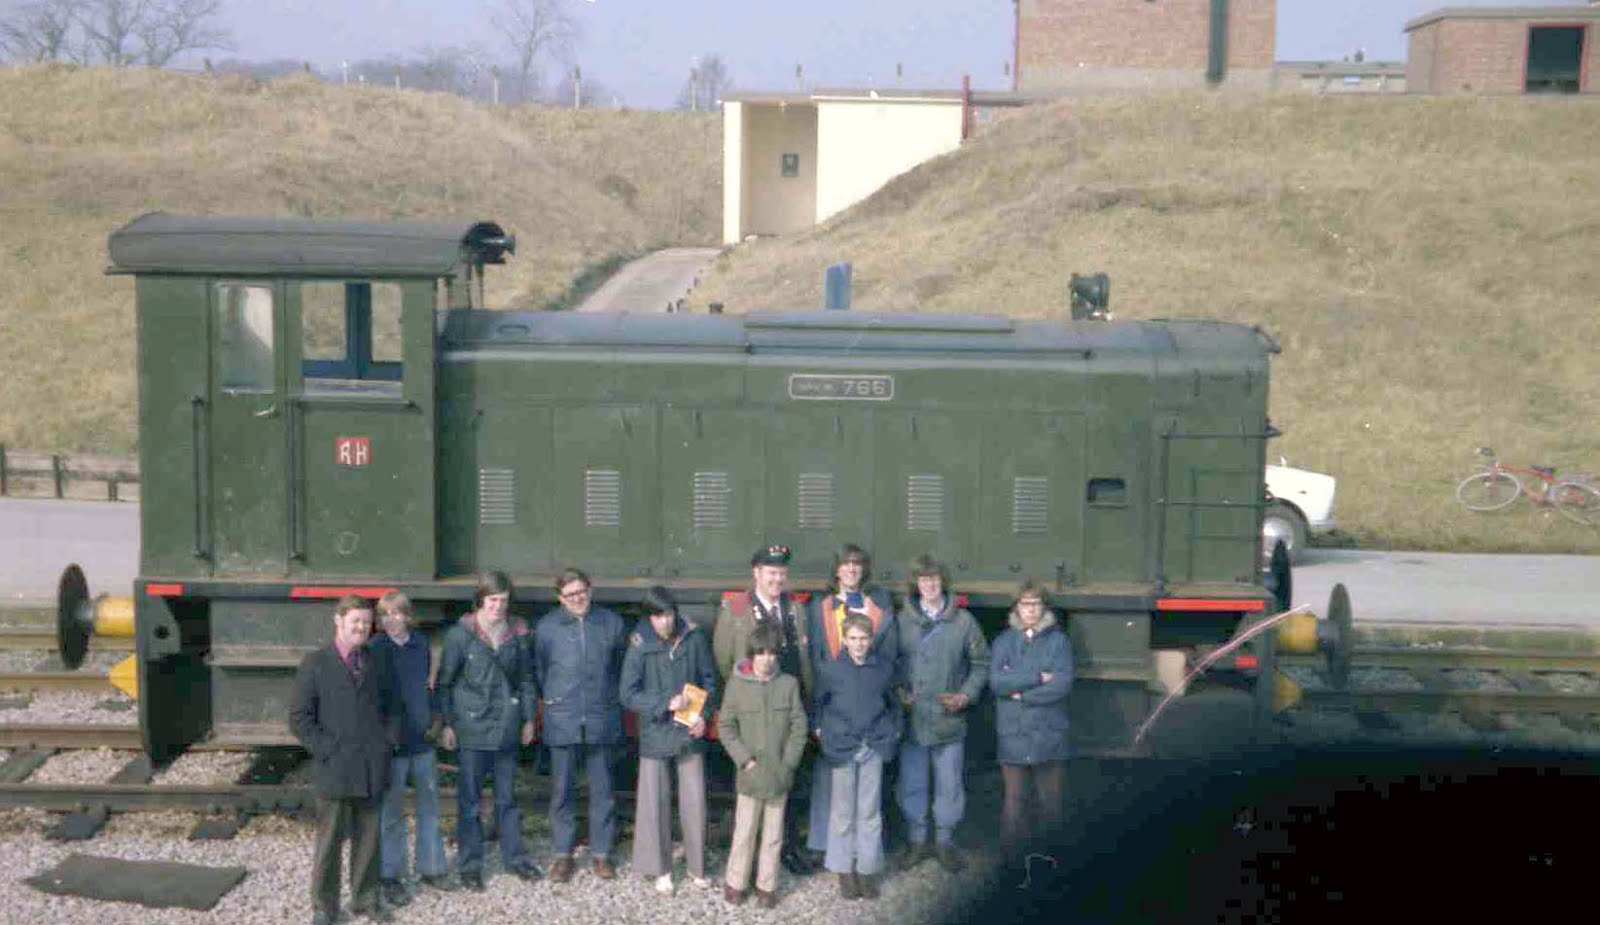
left=672, top=683, right=708, bottom=727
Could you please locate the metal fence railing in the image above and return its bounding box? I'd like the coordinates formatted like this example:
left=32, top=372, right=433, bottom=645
left=0, top=445, right=139, bottom=501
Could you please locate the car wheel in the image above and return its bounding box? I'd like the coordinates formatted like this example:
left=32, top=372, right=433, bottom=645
left=1262, top=502, right=1308, bottom=565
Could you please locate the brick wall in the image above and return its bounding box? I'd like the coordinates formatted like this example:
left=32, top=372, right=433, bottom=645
left=1017, top=0, right=1276, bottom=93
left=1407, top=18, right=1598, bottom=94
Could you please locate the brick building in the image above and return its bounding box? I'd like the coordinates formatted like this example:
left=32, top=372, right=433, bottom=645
left=1014, top=0, right=1277, bottom=93
left=1406, top=5, right=1599, bottom=94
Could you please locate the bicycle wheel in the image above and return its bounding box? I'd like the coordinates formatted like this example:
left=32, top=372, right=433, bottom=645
left=1552, top=481, right=1600, bottom=526
left=1456, top=472, right=1521, bottom=511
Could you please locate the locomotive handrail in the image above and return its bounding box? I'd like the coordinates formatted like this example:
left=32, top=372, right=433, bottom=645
left=190, top=395, right=208, bottom=559
left=287, top=399, right=304, bottom=561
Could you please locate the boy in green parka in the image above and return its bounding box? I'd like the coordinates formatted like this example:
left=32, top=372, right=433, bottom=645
left=718, top=623, right=808, bottom=910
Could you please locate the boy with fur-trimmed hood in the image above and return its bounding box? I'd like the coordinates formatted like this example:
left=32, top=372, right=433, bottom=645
left=717, top=623, right=808, bottom=909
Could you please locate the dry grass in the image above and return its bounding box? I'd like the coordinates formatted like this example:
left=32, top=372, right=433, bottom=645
left=696, top=93, right=1600, bottom=554
left=0, top=63, right=720, bottom=455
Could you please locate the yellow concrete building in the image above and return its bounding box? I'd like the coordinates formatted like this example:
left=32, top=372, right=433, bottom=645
left=722, top=89, right=967, bottom=244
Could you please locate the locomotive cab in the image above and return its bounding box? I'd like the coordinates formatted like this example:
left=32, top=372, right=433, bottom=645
left=110, top=214, right=510, bottom=756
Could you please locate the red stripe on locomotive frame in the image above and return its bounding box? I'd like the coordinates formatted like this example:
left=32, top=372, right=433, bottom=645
left=289, top=586, right=398, bottom=600
left=1155, top=598, right=1267, bottom=613
left=145, top=583, right=184, bottom=597
left=1233, top=654, right=1261, bottom=668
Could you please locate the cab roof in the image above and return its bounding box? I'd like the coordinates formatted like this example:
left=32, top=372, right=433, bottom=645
left=107, top=213, right=514, bottom=277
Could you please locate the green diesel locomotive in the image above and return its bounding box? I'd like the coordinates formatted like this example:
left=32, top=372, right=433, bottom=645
left=96, top=213, right=1299, bottom=759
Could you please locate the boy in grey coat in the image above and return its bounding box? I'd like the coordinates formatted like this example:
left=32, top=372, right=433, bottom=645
left=893, top=554, right=989, bottom=872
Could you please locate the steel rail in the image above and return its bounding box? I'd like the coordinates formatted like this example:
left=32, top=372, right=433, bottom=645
left=1281, top=647, right=1600, bottom=674
left=0, top=628, right=133, bottom=652
left=0, top=724, right=143, bottom=749
left=0, top=672, right=118, bottom=694
left=1300, top=688, right=1600, bottom=714
left=0, top=782, right=313, bottom=813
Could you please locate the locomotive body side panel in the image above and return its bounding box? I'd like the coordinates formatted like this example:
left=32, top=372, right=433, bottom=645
left=136, top=275, right=213, bottom=578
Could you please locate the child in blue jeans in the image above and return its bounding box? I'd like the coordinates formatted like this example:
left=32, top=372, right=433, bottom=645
left=370, top=591, right=456, bottom=905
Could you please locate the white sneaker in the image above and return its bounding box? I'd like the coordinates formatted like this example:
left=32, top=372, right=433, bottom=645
left=690, top=875, right=712, bottom=890
left=654, top=873, right=675, bottom=895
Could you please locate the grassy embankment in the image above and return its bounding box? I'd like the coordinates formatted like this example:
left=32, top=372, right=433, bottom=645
left=696, top=93, right=1600, bottom=554
left=0, top=64, right=721, bottom=458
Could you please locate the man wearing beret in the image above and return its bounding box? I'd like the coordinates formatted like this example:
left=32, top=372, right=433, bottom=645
left=713, top=543, right=820, bottom=875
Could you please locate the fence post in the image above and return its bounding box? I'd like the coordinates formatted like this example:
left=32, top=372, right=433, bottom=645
left=52, top=454, right=65, bottom=499
left=0, top=443, right=7, bottom=496
left=108, top=476, right=118, bottom=502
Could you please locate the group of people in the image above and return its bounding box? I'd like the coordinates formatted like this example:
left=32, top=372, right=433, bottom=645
left=289, top=543, right=1073, bottom=925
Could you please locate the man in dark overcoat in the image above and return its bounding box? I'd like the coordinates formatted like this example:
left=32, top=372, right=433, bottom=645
left=290, top=594, right=397, bottom=925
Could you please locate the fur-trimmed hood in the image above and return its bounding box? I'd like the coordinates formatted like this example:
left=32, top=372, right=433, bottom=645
left=1007, top=607, right=1059, bottom=635
left=458, top=612, right=531, bottom=638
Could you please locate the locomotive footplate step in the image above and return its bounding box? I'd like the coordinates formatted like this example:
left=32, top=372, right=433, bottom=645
left=25, top=852, right=248, bottom=910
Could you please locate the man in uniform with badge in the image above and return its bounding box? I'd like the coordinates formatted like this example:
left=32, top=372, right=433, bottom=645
left=713, top=543, right=819, bottom=875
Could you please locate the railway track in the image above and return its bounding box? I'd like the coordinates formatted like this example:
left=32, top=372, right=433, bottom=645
left=0, top=672, right=117, bottom=695
left=0, top=632, right=1592, bottom=842
left=0, top=627, right=132, bottom=653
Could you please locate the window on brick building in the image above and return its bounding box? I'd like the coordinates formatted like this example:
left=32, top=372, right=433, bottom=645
left=1526, top=26, right=1585, bottom=94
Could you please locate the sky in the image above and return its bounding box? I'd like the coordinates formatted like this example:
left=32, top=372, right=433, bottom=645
left=7, top=0, right=1585, bottom=107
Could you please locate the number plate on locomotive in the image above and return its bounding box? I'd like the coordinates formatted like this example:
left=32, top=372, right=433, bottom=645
left=787, top=374, right=894, bottom=401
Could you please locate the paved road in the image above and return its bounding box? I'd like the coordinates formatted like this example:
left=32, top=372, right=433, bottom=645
left=2, top=498, right=1597, bottom=628
left=576, top=246, right=722, bottom=313
left=1292, top=548, right=1600, bottom=628
left=0, top=498, right=139, bottom=607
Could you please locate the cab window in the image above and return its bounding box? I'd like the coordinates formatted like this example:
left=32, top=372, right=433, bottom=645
left=217, top=283, right=275, bottom=391
left=300, top=281, right=403, bottom=393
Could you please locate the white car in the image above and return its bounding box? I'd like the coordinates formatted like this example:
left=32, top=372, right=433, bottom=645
left=1263, top=462, right=1337, bottom=564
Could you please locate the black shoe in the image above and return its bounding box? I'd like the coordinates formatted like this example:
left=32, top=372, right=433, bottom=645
left=780, top=845, right=816, bottom=876
left=859, top=873, right=879, bottom=899
left=421, top=873, right=459, bottom=892
left=352, top=904, right=392, bottom=924
left=904, top=841, right=934, bottom=867
left=936, top=844, right=966, bottom=873
left=460, top=869, right=486, bottom=892
left=379, top=880, right=411, bottom=909
left=312, top=910, right=335, bottom=925
left=838, top=872, right=861, bottom=899
left=510, top=859, right=542, bottom=882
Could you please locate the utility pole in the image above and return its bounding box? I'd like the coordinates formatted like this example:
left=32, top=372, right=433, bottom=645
left=573, top=66, right=582, bottom=109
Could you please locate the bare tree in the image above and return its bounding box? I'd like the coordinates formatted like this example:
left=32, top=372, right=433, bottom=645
left=490, top=0, right=577, bottom=103
left=676, top=54, right=731, bottom=112
left=79, top=0, right=144, bottom=65
left=136, top=0, right=230, bottom=66
left=0, top=0, right=82, bottom=62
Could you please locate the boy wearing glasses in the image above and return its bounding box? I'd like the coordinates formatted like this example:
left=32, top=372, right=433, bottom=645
left=535, top=567, right=628, bottom=882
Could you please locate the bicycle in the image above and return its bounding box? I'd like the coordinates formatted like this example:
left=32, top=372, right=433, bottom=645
left=1455, top=447, right=1600, bottom=526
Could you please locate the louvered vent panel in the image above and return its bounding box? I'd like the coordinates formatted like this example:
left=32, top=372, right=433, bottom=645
left=478, top=468, right=516, bottom=526
left=797, top=473, right=835, bottom=529
left=693, top=471, right=731, bottom=529
left=583, top=469, right=622, bottom=527
left=1012, top=477, right=1048, bottom=535
left=906, top=474, right=945, bottom=531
